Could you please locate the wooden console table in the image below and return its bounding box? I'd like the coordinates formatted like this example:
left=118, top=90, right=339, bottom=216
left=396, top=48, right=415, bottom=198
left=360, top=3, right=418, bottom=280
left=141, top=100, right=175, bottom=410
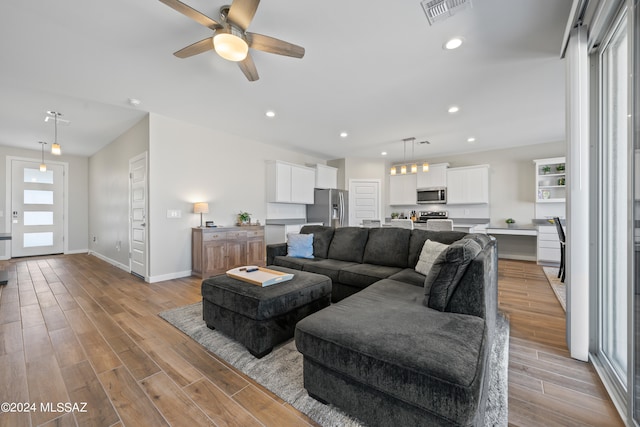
left=0, top=233, right=12, bottom=285
left=192, top=226, right=266, bottom=278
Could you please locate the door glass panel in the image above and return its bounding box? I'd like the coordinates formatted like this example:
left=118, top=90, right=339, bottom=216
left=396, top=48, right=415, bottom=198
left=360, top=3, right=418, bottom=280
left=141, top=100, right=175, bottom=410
left=24, top=190, right=54, bottom=205
left=599, top=13, right=628, bottom=387
left=23, top=211, right=54, bottom=226
left=24, top=168, right=53, bottom=184
left=23, top=232, right=53, bottom=248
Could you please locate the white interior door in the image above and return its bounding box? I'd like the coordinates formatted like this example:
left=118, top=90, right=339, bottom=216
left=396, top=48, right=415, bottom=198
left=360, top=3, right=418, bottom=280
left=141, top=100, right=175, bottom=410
left=129, top=153, right=148, bottom=279
left=348, top=179, right=381, bottom=226
left=11, top=160, right=64, bottom=257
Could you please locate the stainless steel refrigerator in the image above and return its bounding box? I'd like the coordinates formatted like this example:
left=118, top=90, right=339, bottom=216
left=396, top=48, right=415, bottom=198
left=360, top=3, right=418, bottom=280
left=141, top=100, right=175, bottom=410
left=306, top=189, right=349, bottom=227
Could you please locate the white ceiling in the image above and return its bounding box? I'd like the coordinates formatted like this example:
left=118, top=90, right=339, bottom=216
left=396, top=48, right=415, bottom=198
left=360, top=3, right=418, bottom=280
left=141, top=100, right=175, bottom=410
left=0, top=0, right=572, bottom=161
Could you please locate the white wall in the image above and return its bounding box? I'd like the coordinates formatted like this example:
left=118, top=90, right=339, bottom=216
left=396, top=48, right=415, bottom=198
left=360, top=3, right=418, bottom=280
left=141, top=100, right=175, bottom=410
left=147, top=113, right=326, bottom=281
left=0, top=145, right=89, bottom=258
left=88, top=115, right=149, bottom=269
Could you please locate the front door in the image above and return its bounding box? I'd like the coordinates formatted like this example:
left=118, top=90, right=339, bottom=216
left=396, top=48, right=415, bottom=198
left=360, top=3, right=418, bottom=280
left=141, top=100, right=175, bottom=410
left=129, top=153, right=148, bottom=279
left=11, top=159, right=64, bottom=257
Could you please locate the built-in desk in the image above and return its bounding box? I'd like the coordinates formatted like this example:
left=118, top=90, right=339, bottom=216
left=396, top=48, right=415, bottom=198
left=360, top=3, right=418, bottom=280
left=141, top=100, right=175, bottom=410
left=485, top=224, right=538, bottom=236
left=485, top=224, right=537, bottom=261
left=0, top=233, right=12, bottom=285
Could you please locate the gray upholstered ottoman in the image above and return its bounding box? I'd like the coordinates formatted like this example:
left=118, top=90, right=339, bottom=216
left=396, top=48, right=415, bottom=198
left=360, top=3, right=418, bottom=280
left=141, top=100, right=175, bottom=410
left=201, top=266, right=331, bottom=358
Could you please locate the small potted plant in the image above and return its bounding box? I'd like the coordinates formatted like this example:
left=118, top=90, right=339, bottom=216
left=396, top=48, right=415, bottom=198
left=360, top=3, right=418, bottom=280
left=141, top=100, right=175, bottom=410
left=556, top=164, right=565, bottom=172
left=541, top=165, right=551, bottom=174
left=505, top=218, right=516, bottom=227
left=391, top=212, right=399, bottom=219
left=237, top=211, right=251, bottom=225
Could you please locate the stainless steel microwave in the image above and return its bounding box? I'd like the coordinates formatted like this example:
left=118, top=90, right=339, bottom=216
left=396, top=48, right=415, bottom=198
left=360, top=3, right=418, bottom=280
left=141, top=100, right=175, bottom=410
left=417, top=187, right=447, bottom=204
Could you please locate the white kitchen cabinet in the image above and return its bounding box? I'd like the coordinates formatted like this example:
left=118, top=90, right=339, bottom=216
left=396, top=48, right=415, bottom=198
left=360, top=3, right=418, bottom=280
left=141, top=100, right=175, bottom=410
left=537, top=224, right=563, bottom=265
left=389, top=174, right=417, bottom=205
left=446, top=165, right=490, bottom=204
left=416, top=163, right=449, bottom=189
left=267, top=161, right=315, bottom=204
left=313, top=164, right=338, bottom=189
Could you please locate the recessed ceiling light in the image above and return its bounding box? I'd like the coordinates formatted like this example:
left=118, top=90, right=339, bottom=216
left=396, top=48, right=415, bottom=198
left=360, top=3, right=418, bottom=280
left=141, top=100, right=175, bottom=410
left=340, top=132, right=348, bottom=138
left=448, top=106, right=460, bottom=113
left=444, top=37, right=464, bottom=50
left=128, top=98, right=141, bottom=107
left=265, top=110, right=276, bottom=118
left=467, top=137, right=476, bottom=143
left=381, top=151, right=387, bottom=156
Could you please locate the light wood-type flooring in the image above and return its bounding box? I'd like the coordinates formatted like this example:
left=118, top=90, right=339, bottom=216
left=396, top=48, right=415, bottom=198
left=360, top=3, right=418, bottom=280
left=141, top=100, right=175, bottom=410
left=0, top=254, right=625, bottom=426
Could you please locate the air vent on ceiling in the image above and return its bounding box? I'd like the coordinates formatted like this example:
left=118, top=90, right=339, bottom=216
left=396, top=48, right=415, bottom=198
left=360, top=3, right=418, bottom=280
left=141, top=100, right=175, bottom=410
left=421, top=0, right=472, bottom=25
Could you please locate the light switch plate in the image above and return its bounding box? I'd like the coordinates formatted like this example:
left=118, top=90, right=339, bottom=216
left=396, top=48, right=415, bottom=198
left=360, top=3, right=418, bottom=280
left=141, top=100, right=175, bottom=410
left=167, top=209, right=182, bottom=218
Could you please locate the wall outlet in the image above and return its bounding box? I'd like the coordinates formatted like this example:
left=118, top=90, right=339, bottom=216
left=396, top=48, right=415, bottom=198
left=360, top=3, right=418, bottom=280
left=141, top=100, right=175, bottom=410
left=167, top=209, right=182, bottom=218
left=93, top=236, right=97, bottom=243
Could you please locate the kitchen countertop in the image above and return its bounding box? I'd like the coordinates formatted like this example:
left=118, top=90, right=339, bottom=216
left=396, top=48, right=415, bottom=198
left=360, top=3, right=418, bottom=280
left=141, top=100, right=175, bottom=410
left=265, top=218, right=308, bottom=225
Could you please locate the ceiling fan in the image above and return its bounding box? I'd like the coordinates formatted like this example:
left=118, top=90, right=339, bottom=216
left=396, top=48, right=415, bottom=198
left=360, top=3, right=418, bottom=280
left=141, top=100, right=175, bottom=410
left=159, top=0, right=305, bottom=81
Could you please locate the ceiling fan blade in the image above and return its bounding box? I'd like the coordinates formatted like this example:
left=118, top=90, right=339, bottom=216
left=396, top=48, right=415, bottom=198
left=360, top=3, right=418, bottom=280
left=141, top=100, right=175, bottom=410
left=246, top=33, right=305, bottom=58
left=238, top=53, right=259, bottom=81
left=174, top=37, right=214, bottom=58
left=158, top=0, right=221, bottom=30
left=227, top=0, right=260, bottom=31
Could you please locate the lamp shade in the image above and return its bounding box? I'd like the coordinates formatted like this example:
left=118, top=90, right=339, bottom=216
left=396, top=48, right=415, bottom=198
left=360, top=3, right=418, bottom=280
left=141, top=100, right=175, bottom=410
left=194, top=202, right=209, bottom=214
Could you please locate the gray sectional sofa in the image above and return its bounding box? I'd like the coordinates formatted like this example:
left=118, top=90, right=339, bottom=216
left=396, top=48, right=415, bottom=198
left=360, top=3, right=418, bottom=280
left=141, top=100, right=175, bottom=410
left=266, top=225, right=498, bottom=426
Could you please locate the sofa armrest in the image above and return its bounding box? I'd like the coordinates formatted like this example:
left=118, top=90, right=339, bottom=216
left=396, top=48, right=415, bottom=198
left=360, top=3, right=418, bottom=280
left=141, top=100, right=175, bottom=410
left=446, top=240, right=498, bottom=337
left=266, top=243, right=288, bottom=265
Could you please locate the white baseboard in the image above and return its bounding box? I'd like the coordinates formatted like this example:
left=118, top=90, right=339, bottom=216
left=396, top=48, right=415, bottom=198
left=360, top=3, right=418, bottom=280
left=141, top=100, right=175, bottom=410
left=498, top=254, right=537, bottom=262
left=88, top=251, right=130, bottom=273
left=65, top=249, right=89, bottom=255
left=148, top=270, right=192, bottom=284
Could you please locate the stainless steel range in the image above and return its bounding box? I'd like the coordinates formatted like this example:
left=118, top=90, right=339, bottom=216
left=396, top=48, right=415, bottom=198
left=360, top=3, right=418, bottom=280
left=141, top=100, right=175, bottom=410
left=415, top=211, right=448, bottom=223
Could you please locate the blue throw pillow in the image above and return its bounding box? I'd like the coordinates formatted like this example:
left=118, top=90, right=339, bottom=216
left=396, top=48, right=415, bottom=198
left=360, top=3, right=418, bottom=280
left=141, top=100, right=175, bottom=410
left=287, top=233, right=314, bottom=259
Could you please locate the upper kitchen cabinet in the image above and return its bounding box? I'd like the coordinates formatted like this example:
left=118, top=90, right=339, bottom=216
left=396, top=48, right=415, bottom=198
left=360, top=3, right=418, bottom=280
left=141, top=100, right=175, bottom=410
left=267, top=161, right=315, bottom=204
left=389, top=173, right=417, bottom=205
left=312, top=164, right=338, bottom=189
left=417, top=163, right=449, bottom=189
left=447, top=165, right=490, bottom=204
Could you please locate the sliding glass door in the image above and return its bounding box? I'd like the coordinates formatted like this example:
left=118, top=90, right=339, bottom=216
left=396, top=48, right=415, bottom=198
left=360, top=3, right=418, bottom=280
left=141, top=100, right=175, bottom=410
left=594, top=4, right=630, bottom=415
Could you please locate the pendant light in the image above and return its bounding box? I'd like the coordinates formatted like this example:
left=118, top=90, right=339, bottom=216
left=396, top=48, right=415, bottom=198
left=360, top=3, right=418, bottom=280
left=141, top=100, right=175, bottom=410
left=49, top=111, right=62, bottom=155
left=423, top=162, right=430, bottom=172
left=410, top=138, right=417, bottom=173
left=39, top=141, right=47, bottom=172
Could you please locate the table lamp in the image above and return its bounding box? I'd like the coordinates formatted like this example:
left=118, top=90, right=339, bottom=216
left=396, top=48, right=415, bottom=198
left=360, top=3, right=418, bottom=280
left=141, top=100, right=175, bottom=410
left=194, top=202, right=209, bottom=228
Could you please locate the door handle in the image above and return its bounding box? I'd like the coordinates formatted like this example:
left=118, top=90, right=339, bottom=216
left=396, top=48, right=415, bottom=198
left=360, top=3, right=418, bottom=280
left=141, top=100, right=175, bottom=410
left=140, top=223, right=146, bottom=227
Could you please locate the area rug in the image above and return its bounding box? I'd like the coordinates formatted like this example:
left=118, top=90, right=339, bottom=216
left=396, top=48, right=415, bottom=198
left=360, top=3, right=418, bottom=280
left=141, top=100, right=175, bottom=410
left=160, top=303, right=509, bottom=427
left=543, top=266, right=566, bottom=312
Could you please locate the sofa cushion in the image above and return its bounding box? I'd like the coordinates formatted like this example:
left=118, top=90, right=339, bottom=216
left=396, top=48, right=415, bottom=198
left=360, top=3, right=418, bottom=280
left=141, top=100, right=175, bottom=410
left=426, top=238, right=483, bottom=311
left=327, top=227, right=369, bottom=263
left=388, top=268, right=425, bottom=287
left=272, top=255, right=318, bottom=270
left=408, top=230, right=468, bottom=268
left=338, top=264, right=403, bottom=289
left=295, top=278, right=487, bottom=426
left=287, top=233, right=314, bottom=259
left=300, top=225, right=335, bottom=259
left=415, top=239, right=449, bottom=276
left=302, top=258, right=357, bottom=283
left=362, top=227, right=411, bottom=268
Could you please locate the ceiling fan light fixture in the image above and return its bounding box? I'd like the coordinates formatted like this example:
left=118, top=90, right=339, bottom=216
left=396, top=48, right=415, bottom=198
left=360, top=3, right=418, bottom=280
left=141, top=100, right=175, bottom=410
left=213, top=27, right=248, bottom=62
